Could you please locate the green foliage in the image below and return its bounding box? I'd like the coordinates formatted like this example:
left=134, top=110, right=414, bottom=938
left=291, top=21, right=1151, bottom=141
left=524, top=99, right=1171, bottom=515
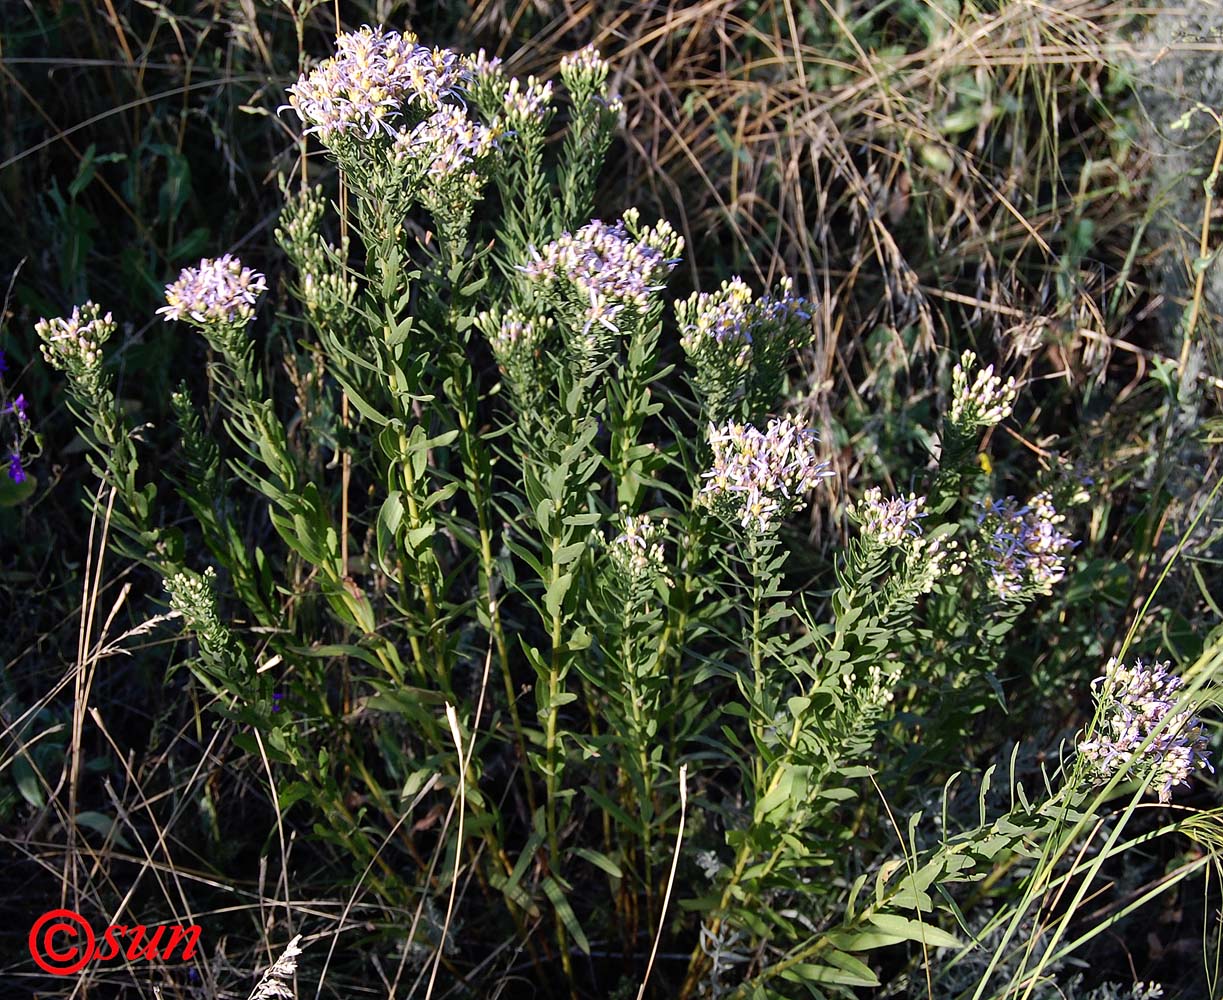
left=11, top=9, right=1222, bottom=999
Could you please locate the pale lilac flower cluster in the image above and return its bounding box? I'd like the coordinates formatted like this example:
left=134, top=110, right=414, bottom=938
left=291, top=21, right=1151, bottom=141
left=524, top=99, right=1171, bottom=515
left=978, top=491, right=1074, bottom=597
left=608, top=514, right=668, bottom=582
left=523, top=218, right=681, bottom=332
left=391, top=105, right=499, bottom=179
left=678, top=277, right=810, bottom=352
left=950, top=349, right=1019, bottom=428
left=1078, top=657, right=1212, bottom=803
left=850, top=488, right=927, bottom=547
left=158, top=255, right=267, bottom=327
left=700, top=416, right=833, bottom=534
left=36, top=301, right=115, bottom=375
left=286, top=26, right=463, bottom=142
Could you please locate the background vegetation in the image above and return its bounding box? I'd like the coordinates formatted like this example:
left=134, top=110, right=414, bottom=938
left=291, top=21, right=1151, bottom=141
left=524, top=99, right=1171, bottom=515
left=1, top=1, right=1221, bottom=996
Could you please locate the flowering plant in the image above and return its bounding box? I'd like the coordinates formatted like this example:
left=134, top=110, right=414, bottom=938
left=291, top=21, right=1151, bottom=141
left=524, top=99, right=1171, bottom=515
left=32, top=22, right=1215, bottom=1000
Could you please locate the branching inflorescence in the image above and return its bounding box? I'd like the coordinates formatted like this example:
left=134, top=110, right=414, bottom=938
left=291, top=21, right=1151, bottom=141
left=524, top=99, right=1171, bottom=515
left=1078, top=657, right=1213, bottom=802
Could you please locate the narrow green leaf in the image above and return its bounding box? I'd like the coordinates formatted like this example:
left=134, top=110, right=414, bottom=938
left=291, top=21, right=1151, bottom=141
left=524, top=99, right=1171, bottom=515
left=543, top=877, right=590, bottom=954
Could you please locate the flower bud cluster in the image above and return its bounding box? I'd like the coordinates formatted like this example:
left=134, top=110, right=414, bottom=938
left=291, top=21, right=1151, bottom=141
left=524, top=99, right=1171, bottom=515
left=481, top=310, right=549, bottom=364
left=158, top=254, right=267, bottom=329
left=523, top=218, right=682, bottom=337
left=850, top=488, right=927, bottom=547
left=302, top=270, right=358, bottom=327
left=502, top=76, right=554, bottom=131
left=903, top=534, right=965, bottom=592
left=700, top=416, right=833, bottom=534
left=950, top=350, right=1018, bottom=429
left=608, top=514, right=668, bottom=584
left=36, top=302, right=115, bottom=385
left=286, top=26, right=463, bottom=142
left=166, top=566, right=242, bottom=674
left=275, top=187, right=354, bottom=330
left=559, top=45, right=611, bottom=102
left=842, top=660, right=902, bottom=706
left=1078, top=657, right=1213, bottom=803
left=476, top=309, right=553, bottom=406
left=978, top=491, right=1075, bottom=598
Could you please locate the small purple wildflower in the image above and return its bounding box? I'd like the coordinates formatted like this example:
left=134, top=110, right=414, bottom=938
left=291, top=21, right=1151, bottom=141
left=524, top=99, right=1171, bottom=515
left=7, top=450, right=25, bottom=484
left=1078, top=657, right=1213, bottom=803
left=978, top=491, right=1075, bottom=597
left=5, top=394, right=28, bottom=422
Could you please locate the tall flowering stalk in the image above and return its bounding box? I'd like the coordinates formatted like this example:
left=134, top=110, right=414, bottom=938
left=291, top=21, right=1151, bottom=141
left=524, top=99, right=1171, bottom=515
left=557, top=45, right=622, bottom=230
left=933, top=348, right=1020, bottom=512
left=35, top=302, right=169, bottom=559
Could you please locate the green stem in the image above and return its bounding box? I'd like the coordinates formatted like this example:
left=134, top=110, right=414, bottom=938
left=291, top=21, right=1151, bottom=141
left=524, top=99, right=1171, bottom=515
left=544, top=534, right=575, bottom=986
